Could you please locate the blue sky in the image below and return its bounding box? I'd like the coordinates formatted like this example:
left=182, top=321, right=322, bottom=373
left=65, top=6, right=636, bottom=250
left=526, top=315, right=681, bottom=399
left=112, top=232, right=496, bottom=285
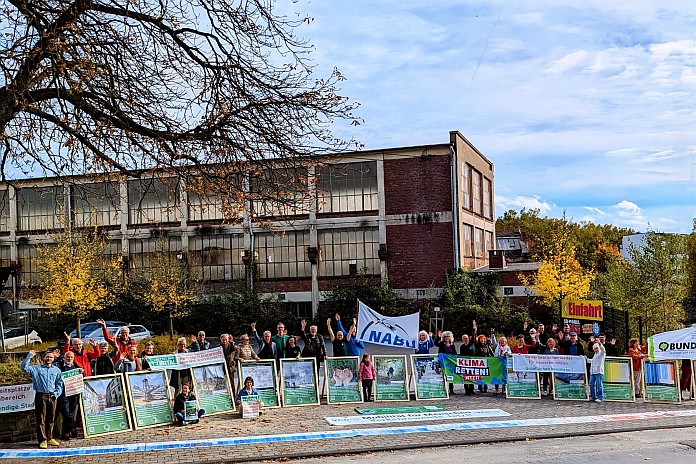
left=289, top=1, right=696, bottom=233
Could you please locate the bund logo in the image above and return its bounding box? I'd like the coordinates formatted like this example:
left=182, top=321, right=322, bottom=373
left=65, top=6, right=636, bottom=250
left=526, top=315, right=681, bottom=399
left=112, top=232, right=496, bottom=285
left=658, top=342, right=669, bottom=351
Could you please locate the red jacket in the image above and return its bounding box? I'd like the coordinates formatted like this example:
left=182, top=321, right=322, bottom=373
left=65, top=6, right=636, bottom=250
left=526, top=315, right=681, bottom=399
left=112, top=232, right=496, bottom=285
left=358, top=362, right=376, bottom=380
left=102, top=326, right=138, bottom=360
left=62, top=342, right=101, bottom=377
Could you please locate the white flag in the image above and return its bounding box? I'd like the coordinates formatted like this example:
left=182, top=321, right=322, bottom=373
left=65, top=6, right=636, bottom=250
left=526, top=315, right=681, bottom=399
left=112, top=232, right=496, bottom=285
left=648, top=325, right=696, bottom=361
left=356, top=300, right=419, bottom=350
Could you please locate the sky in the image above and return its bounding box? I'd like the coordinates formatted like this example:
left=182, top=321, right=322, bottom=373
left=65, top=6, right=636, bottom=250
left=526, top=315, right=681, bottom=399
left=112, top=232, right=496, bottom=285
left=288, top=0, right=696, bottom=233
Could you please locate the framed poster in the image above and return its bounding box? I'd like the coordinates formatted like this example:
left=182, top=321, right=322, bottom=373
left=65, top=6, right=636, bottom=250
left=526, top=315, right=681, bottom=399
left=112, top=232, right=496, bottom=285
left=191, top=363, right=235, bottom=415
left=239, top=360, right=280, bottom=408
left=184, top=400, right=198, bottom=421
left=280, top=358, right=320, bottom=407
left=410, top=354, right=448, bottom=400
left=325, top=357, right=362, bottom=404
left=552, top=372, right=588, bottom=400
left=240, top=395, right=261, bottom=418
left=506, top=368, right=541, bottom=399
left=643, top=360, right=680, bottom=404
left=602, top=357, right=635, bottom=402
left=374, top=355, right=409, bottom=402
left=80, top=374, right=132, bottom=437
left=125, top=370, right=173, bottom=429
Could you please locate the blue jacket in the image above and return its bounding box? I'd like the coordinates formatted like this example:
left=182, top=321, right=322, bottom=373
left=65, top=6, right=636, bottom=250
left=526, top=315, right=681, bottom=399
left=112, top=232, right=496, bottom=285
left=337, top=319, right=365, bottom=356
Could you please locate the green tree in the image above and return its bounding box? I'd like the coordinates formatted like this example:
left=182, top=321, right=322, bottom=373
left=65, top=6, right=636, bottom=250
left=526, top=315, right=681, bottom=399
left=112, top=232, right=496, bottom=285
left=318, top=273, right=400, bottom=328
left=685, top=221, right=696, bottom=324
left=602, top=232, right=687, bottom=336
left=439, top=270, right=528, bottom=337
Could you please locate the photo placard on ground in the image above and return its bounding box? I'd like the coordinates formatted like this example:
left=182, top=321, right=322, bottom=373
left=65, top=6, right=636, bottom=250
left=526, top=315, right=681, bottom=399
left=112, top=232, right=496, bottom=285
left=552, top=372, right=588, bottom=400
left=80, top=374, right=132, bottom=437
left=602, top=357, right=635, bottom=402
left=374, top=355, right=409, bottom=402
left=280, top=358, right=320, bottom=407
left=505, top=368, right=540, bottom=399
left=125, top=370, right=172, bottom=429
left=192, top=363, right=235, bottom=415
left=325, top=357, right=362, bottom=404
left=410, top=354, right=448, bottom=400
left=643, top=360, right=680, bottom=403
left=239, top=360, right=280, bottom=408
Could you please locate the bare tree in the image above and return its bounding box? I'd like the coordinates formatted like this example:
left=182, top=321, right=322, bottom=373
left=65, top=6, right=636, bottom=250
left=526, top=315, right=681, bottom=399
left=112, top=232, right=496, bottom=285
left=0, top=0, right=359, bottom=215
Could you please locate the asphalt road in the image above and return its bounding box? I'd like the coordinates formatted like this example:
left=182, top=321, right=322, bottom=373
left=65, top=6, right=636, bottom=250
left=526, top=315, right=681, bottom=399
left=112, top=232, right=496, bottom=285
left=271, top=426, right=696, bottom=464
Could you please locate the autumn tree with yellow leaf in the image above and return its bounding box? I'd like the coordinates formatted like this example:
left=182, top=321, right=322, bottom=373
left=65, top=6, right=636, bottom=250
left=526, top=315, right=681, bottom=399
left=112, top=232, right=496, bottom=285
left=520, top=220, right=594, bottom=319
left=139, top=240, right=197, bottom=339
left=36, top=230, right=121, bottom=337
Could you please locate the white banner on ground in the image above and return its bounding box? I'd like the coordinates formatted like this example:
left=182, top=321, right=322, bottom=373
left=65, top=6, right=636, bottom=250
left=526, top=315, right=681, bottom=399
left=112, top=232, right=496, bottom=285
left=0, top=383, right=35, bottom=414
left=512, top=354, right=586, bottom=373
left=324, top=408, right=511, bottom=426
left=356, top=300, right=418, bottom=349
left=648, top=326, right=696, bottom=361
left=146, top=347, right=226, bottom=370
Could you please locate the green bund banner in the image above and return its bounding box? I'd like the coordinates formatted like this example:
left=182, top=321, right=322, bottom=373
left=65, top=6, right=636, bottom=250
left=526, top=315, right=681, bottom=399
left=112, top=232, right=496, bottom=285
left=439, top=355, right=506, bottom=385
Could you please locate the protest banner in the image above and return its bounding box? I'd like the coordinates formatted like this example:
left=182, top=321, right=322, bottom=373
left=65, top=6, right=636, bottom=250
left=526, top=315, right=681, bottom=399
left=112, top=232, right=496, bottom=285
left=552, top=372, right=588, bottom=400
left=240, top=395, right=261, bottom=418
left=439, top=355, right=506, bottom=385
left=324, top=408, right=511, bottom=426
left=61, top=369, right=84, bottom=397
left=80, top=374, right=132, bottom=437
left=505, top=368, right=541, bottom=399
left=192, top=363, right=235, bottom=415
left=357, top=300, right=418, bottom=350
left=512, top=354, right=586, bottom=374
left=125, top=370, right=173, bottom=429
left=602, top=357, right=635, bottom=402
left=643, top=360, right=680, bottom=403
left=648, top=326, right=696, bottom=361
left=146, top=347, right=226, bottom=370
left=280, top=358, right=319, bottom=407
left=374, top=355, right=409, bottom=401
left=410, top=354, right=448, bottom=400
left=239, top=360, right=280, bottom=408
left=325, top=357, right=362, bottom=404
left=0, top=384, right=34, bottom=414
left=184, top=401, right=199, bottom=421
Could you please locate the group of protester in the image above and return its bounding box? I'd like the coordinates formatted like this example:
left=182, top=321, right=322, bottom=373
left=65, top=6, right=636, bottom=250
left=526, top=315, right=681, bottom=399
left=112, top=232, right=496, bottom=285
left=413, top=320, right=652, bottom=403
left=22, top=314, right=655, bottom=448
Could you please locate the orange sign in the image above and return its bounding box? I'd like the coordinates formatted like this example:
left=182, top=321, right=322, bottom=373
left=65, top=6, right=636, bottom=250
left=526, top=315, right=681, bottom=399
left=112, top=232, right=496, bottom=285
left=561, top=300, right=603, bottom=321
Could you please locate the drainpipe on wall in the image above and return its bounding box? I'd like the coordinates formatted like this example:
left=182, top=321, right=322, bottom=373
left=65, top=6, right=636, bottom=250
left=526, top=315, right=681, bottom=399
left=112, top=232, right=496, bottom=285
left=450, top=143, right=461, bottom=270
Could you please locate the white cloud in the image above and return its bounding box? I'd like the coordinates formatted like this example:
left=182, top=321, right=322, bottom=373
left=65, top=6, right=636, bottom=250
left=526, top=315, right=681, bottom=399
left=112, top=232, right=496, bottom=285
left=495, top=195, right=554, bottom=215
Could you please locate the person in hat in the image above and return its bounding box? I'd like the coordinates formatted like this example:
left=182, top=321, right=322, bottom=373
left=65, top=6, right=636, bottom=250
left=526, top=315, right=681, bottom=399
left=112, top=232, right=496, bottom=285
left=562, top=332, right=585, bottom=356
left=94, top=341, right=115, bottom=375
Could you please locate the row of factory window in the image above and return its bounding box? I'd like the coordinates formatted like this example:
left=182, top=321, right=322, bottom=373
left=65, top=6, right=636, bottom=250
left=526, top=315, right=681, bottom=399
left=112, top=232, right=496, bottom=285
left=3, top=228, right=381, bottom=286
left=0, top=162, right=379, bottom=231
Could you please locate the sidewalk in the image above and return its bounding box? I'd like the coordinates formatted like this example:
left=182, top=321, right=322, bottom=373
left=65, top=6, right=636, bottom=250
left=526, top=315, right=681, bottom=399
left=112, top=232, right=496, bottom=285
left=2, top=390, right=696, bottom=463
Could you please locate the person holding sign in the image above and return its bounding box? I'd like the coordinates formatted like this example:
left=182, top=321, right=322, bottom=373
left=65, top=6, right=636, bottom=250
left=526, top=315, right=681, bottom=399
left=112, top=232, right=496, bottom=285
left=236, top=376, right=263, bottom=416
left=56, top=351, right=82, bottom=440
left=173, top=384, right=205, bottom=425
left=21, top=350, right=63, bottom=449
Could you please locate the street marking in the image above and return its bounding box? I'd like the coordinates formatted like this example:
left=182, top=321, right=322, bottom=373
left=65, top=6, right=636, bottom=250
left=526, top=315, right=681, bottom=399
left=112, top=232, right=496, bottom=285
left=2, top=410, right=696, bottom=459
left=325, top=408, right=511, bottom=425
